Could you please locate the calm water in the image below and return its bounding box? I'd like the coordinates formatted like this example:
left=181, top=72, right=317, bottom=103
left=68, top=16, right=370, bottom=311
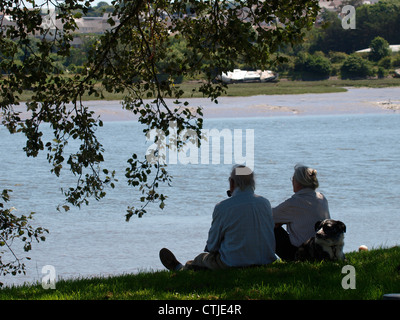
left=1, top=94, right=400, bottom=286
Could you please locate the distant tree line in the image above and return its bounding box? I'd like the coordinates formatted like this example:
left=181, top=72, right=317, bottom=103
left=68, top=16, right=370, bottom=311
left=62, top=0, right=400, bottom=80
left=2, top=0, right=400, bottom=81
left=268, top=0, right=400, bottom=80
left=278, top=35, right=400, bottom=80
left=310, top=0, right=400, bottom=54
left=72, top=1, right=114, bottom=18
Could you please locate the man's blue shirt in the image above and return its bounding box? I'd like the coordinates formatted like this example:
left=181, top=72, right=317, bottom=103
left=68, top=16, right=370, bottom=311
left=205, top=187, right=276, bottom=267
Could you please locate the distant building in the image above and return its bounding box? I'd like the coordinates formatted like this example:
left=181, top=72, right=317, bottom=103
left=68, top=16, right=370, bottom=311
left=318, top=0, right=380, bottom=12
left=1, top=8, right=119, bottom=43
left=74, top=14, right=119, bottom=34
left=319, top=0, right=343, bottom=12
left=0, top=12, right=17, bottom=28
left=2, top=1, right=384, bottom=42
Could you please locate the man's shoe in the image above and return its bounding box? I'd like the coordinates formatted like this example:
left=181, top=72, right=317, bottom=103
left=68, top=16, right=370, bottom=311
left=159, top=248, right=183, bottom=271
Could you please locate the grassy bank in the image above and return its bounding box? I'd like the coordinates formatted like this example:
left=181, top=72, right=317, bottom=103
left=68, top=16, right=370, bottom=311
left=16, top=78, right=400, bottom=102
left=1, top=246, right=399, bottom=300
left=183, top=77, right=400, bottom=98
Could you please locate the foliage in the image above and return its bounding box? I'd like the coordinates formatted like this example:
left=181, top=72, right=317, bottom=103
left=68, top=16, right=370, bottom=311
left=293, top=52, right=332, bottom=80
left=0, top=0, right=320, bottom=275
left=340, top=54, right=375, bottom=79
left=310, top=0, right=400, bottom=54
left=0, top=190, right=48, bottom=286
left=369, top=36, right=391, bottom=62
left=84, top=1, right=114, bottom=17
left=377, top=66, right=388, bottom=79
left=0, top=0, right=320, bottom=218
left=393, top=53, right=400, bottom=68
left=328, top=51, right=348, bottom=64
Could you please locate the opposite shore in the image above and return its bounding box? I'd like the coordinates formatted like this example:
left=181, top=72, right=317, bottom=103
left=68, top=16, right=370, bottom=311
left=87, top=86, right=400, bottom=121
left=8, top=79, right=400, bottom=122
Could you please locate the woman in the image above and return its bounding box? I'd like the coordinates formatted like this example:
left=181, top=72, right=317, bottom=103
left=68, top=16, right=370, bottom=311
left=272, top=164, right=330, bottom=261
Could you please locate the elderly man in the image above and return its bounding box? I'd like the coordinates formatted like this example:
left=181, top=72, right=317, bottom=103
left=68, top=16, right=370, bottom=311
left=159, top=165, right=276, bottom=271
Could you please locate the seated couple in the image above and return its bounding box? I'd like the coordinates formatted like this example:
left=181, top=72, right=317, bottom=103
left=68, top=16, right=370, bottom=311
left=159, top=164, right=330, bottom=271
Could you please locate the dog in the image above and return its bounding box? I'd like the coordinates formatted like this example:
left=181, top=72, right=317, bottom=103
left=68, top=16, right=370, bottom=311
left=295, top=219, right=346, bottom=261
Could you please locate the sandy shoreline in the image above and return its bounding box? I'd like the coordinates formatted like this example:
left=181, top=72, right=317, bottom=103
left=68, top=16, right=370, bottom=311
left=5, top=87, right=400, bottom=122
left=88, top=87, right=400, bottom=121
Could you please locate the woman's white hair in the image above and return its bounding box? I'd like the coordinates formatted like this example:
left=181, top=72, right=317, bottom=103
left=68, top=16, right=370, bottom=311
left=230, top=165, right=255, bottom=191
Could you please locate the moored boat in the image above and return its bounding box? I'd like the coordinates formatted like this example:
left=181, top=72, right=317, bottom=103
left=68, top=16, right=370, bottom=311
left=218, top=69, right=278, bottom=84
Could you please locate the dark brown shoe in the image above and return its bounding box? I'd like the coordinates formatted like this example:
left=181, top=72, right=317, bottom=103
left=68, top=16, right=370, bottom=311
left=159, top=248, right=183, bottom=271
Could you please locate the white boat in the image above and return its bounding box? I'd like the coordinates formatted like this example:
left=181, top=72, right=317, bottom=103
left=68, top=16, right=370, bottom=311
left=219, top=69, right=278, bottom=84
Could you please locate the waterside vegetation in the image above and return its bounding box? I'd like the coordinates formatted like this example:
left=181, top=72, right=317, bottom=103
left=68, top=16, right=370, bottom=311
left=1, top=246, right=399, bottom=300
left=15, top=78, right=400, bottom=102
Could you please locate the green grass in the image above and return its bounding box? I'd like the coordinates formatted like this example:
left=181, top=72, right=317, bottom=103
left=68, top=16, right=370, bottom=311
left=1, top=246, right=399, bottom=300
left=15, top=78, right=400, bottom=102
left=187, top=78, right=400, bottom=97
left=177, top=80, right=349, bottom=97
